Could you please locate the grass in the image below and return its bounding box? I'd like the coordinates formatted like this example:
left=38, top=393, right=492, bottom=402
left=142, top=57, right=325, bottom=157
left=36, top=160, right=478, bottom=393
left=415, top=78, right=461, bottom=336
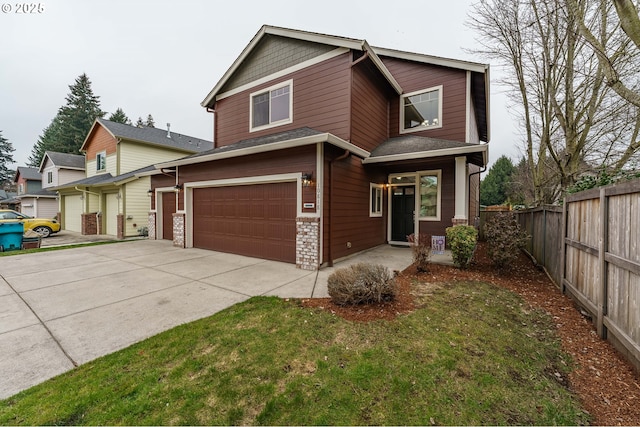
left=0, top=240, right=123, bottom=257
left=0, top=281, right=590, bottom=425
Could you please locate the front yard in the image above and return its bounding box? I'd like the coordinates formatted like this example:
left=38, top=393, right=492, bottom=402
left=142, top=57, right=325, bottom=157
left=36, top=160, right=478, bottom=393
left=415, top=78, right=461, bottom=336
left=0, top=243, right=638, bottom=425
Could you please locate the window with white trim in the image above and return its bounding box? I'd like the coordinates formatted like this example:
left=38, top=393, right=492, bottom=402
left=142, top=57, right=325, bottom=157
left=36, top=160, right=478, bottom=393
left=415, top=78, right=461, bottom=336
left=370, top=183, right=383, bottom=217
left=250, top=80, right=293, bottom=131
left=419, top=171, right=441, bottom=220
left=400, top=86, right=442, bottom=133
left=96, top=151, right=106, bottom=172
left=47, top=171, right=53, bottom=184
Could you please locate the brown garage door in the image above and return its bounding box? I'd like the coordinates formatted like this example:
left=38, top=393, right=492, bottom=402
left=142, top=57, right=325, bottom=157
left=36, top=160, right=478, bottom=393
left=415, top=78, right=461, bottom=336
left=193, top=182, right=297, bottom=263
left=162, top=192, right=176, bottom=240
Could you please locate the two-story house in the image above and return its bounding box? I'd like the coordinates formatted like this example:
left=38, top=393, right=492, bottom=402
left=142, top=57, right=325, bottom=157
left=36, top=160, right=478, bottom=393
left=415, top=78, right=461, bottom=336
left=149, top=25, right=489, bottom=270
left=12, top=166, right=53, bottom=218
left=55, top=118, right=211, bottom=238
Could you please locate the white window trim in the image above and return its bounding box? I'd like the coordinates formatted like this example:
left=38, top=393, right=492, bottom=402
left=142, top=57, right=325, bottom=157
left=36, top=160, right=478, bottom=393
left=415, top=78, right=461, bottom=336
left=249, top=79, right=293, bottom=133
left=400, top=85, right=443, bottom=134
left=369, top=183, right=383, bottom=217
left=418, top=169, right=442, bottom=222
left=96, top=150, right=107, bottom=172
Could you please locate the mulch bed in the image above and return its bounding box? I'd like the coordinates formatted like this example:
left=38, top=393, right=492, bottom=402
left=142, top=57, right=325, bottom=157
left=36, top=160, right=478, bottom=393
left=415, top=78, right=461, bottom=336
left=302, top=242, right=640, bottom=425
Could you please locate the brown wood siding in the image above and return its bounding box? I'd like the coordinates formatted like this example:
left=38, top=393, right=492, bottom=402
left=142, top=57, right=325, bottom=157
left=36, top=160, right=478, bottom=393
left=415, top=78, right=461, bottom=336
left=350, top=62, right=390, bottom=152
left=468, top=164, right=481, bottom=223
left=323, top=145, right=387, bottom=263
left=214, top=53, right=352, bottom=147
left=192, top=182, right=296, bottom=263
left=85, top=125, right=117, bottom=158
left=177, top=145, right=317, bottom=213
left=381, top=57, right=468, bottom=142
left=162, top=192, right=176, bottom=240
left=150, top=174, right=177, bottom=210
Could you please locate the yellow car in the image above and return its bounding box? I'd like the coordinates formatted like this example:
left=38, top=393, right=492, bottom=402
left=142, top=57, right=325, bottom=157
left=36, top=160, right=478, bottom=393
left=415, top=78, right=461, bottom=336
left=0, top=209, right=61, bottom=237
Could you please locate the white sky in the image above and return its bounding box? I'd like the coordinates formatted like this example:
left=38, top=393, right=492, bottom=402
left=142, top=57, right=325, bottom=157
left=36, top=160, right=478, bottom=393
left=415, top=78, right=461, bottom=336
left=1, top=0, right=521, bottom=169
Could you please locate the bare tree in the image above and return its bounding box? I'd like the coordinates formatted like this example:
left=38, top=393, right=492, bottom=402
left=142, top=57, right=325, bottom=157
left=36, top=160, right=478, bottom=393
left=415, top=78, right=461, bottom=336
left=468, top=0, right=640, bottom=204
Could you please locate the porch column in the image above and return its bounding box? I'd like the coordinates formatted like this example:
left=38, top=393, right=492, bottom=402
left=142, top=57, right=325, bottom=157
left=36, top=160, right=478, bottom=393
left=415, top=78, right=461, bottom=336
left=453, top=156, right=468, bottom=226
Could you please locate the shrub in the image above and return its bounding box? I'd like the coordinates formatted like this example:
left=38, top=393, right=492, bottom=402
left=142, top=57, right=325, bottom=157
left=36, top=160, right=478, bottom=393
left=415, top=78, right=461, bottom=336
left=407, top=233, right=432, bottom=272
left=327, top=263, right=396, bottom=306
left=483, top=212, right=529, bottom=270
left=445, top=225, right=478, bottom=269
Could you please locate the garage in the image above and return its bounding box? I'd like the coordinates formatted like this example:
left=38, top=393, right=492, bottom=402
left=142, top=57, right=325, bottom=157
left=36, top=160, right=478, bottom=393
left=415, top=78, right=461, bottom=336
left=63, top=194, right=83, bottom=232
left=192, top=182, right=296, bottom=263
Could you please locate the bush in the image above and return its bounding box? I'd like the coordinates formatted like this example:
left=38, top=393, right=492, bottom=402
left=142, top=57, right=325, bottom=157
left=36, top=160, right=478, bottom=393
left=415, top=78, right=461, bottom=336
left=408, top=233, right=432, bottom=272
left=327, top=263, right=396, bottom=306
left=483, top=212, right=529, bottom=270
left=445, top=225, right=478, bottom=269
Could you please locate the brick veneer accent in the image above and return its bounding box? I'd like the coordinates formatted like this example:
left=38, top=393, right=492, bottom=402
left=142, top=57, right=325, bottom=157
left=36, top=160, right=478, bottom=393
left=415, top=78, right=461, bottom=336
left=172, top=212, right=185, bottom=248
left=296, top=217, right=320, bottom=270
left=451, top=218, right=469, bottom=226
left=116, top=214, right=124, bottom=240
left=82, top=213, right=99, bottom=235
left=148, top=212, right=157, bottom=240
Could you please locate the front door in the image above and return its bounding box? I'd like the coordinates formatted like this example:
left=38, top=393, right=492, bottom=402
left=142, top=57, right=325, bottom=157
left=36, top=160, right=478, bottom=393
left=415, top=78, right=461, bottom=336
left=391, top=186, right=415, bottom=242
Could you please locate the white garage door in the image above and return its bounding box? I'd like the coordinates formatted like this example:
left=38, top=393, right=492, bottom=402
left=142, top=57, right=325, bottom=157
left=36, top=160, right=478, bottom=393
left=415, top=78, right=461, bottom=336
left=64, top=195, right=83, bottom=232
left=105, top=193, right=119, bottom=236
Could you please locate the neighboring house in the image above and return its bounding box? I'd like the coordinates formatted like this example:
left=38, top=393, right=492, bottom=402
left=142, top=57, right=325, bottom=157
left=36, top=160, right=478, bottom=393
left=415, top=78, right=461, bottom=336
left=12, top=166, right=55, bottom=218
left=0, top=190, right=18, bottom=210
left=149, top=25, right=489, bottom=270
left=13, top=151, right=87, bottom=220
left=55, top=118, right=211, bottom=238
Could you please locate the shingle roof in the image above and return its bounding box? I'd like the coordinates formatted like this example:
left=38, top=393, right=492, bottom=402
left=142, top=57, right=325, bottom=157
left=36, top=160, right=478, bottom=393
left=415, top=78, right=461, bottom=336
left=16, top=167, right=41, bottom=181
left=95, top=118, right=212, bottom=153
left=43, top=151, right=85, bottom=170
left=15, top=188, right=57, bottom=198
left=54, top=165, right=156, bottom=190
left=180, top=127, right=323, bottom=161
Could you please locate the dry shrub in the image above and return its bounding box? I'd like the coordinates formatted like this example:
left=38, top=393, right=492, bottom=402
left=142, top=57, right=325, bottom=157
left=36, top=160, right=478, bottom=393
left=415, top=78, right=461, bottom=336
left=327, top=263, right=396, bottom=306
left=408, top=233, right=432, bottom=272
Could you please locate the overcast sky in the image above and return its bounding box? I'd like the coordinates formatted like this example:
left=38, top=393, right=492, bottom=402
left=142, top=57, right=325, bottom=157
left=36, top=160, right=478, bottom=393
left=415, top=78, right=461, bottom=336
left=1, top=0, right=521, bottom=169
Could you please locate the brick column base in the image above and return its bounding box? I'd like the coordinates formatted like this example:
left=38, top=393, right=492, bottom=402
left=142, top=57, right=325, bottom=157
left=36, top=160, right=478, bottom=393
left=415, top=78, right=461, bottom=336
left=148, top=212, right=157, bottom=240
left=116, top=214, right=125, bottom=240
left=296, top=217, right=320, bottom=270
left=451, top=218, right=469, bottom=226
left=173, top=212, right=185, bottom=248
left=82, top=213, right=98, bottom=235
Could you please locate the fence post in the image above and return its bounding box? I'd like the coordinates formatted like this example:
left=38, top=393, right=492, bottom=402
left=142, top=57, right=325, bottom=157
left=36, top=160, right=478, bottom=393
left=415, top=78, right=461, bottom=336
left=598, top=188, right=608, bottom=339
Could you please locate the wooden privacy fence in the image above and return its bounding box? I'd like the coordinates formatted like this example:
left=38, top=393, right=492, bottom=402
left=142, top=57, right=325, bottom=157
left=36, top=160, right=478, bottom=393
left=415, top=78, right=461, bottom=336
left=511, top=180, right=640, bottom=371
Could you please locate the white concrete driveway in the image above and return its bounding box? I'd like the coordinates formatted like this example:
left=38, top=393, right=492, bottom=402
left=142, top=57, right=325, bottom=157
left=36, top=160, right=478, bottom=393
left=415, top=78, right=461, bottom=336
left=0, top=239, right=412, bottom=399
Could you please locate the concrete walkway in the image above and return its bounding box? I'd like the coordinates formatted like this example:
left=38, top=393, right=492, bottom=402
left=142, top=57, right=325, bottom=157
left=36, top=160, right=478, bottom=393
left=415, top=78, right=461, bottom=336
left=0, top=239, right=414, bottom=399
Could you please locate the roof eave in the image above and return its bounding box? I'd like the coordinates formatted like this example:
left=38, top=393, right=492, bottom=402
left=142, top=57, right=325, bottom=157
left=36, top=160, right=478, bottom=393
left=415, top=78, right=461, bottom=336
left=156, top=133, right=370, bottom=169
left=363, top=144, right=488, bottom=166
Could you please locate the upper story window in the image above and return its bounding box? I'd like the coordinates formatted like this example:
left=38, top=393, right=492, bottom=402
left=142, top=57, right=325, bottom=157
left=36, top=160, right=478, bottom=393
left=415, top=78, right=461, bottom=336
left=250, top=80, right=293, bottom=132
left=18, top=183, right=24, bottom=194
left=400, top=86, right=443, bottom=134
left=47, top=171, right=53, bottom=184
left=96, top=151, right=106, bottom=172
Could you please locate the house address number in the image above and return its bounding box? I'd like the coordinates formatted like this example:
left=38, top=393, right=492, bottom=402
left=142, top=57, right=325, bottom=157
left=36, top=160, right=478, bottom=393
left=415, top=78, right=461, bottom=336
left=303, top=203, right=315, bottom=209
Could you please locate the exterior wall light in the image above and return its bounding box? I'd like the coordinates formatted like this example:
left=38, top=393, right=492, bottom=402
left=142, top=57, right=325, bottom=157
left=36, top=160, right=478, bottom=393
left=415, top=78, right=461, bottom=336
left=174, top=184, right=183, bottom=193
left=302, top=172, right=314, bottom=187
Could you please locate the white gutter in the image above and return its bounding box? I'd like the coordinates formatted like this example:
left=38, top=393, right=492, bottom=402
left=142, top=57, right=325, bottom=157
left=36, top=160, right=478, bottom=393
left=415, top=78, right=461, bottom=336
left=362, top=144, right=488, bottom=165
left=155, top=133, right=370, bottom=169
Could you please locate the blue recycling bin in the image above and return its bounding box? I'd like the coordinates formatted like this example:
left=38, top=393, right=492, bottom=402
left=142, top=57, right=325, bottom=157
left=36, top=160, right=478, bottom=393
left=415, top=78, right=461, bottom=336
left=0, top=221, right=24, bottom=252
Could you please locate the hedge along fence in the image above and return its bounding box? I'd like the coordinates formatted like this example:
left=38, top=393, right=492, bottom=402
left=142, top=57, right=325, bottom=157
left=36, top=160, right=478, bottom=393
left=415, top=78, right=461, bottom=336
left=510, top=180, right=640, bottom=372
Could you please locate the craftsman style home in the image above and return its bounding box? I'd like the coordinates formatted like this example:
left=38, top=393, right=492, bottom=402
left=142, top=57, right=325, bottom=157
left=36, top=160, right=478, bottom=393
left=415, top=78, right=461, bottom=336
left=149, top=25, right=489, bottom=270
left=56, top=118, right=210, bottom=238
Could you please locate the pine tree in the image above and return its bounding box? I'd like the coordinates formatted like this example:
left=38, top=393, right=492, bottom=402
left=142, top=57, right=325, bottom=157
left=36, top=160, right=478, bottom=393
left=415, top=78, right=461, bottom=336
left=480, top=155, right=516, bottom=206
left=29, top=73, right=104, bottom=166
left=108, top=108, right=131, bottom=125
left=0, top=130, right=16, bottom=186
left=136, top=116, right=145, bottom=127
left=145, top=114, right=155, bottom=128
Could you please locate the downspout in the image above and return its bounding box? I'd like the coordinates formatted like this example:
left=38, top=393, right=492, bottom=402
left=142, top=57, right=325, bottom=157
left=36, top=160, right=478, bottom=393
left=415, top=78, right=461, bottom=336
left=468, top=163, right=487, bottom=228
left=328, top=149, right=350, bottom=267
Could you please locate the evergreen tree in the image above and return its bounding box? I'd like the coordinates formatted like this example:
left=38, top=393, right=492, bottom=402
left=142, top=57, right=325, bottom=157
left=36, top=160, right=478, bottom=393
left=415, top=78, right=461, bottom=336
left=480, top=155, right=516, bottom=206
left=0, top=130, right=16, bottom=186
left=136, top=116, right=145, bottom=127
left=29, top=73, right=104, bottom=166
left=145, top=114, right=155, bottom=128
left=108, top=108, right=131, bottom=125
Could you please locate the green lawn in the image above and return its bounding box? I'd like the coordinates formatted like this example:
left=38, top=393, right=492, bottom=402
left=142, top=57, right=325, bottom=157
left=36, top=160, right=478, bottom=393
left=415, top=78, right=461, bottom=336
left=0, top=281, right=590, bottom=425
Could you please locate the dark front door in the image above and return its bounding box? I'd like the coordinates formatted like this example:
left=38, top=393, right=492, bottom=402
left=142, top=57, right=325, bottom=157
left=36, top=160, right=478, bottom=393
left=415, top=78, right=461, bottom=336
left=162, top=192, right=176, bottom=240
left=391, top=186, right=415, bottom=242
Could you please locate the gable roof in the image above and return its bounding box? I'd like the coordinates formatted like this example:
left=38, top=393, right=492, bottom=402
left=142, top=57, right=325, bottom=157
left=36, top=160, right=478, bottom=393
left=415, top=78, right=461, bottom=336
left=80, top=118, right=212, bottom=154
left=53, top=165, right=157, bottom=190
left=14, top=166, right=41, bottom=182
left=39, top=151, right=85, bottom=173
